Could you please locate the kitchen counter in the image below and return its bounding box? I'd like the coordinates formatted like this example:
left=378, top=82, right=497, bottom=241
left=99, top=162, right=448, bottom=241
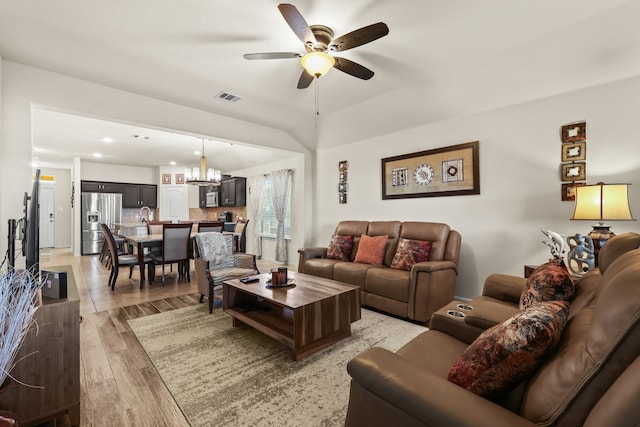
left=114, top=223, right=148, bottom=236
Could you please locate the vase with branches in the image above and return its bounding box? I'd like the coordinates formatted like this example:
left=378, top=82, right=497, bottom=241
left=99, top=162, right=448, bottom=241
left=0, top=268, right=44, bottom=390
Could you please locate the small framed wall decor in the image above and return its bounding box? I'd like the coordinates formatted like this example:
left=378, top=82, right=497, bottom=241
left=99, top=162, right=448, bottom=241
left=162, top=173, right=171, bottom=184
left=561, top=182, right=586, bottom=201
left=561, top=142, right=586, bottom=162
left=561, top=162, right=586, bottom=181
left=175, top=173, right=185, bottom=184
left=338, top=160, right=348, bottom=204
left=561, top=121, right=586, bottom=143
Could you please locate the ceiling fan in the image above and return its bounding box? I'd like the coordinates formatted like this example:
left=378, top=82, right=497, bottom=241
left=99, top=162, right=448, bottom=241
left=243, top=3, right=389, bottom=89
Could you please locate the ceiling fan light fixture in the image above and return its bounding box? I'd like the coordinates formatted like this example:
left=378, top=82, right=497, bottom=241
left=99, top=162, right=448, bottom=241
left=300, top=52, right=335, bottom=77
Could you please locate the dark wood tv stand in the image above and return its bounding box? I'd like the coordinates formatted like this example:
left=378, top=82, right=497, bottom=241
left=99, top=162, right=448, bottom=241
left=0, top=265, right=81, bottom=426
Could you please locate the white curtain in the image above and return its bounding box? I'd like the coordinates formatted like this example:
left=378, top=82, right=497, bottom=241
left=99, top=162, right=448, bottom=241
left=271, top=169, right=292, bottom=263
left=247, top=174, right=265, bottom=257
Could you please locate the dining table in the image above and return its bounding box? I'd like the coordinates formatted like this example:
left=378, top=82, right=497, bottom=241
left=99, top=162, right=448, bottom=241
left=125, top=231, right=238, bottom=288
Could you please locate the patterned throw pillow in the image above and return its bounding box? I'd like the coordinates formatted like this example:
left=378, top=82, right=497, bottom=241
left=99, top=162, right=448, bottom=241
left=390, top=238, right=432, bottom=271
left=519, top=260, right=575, bottom=310
left=326, top=235, right=354, bottom=261
left=353, top=235, right=388, bottom=265
left=448, top=300, right=569, bottom=400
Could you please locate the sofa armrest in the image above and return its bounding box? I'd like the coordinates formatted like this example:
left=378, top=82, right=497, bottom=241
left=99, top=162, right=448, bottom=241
left=482, top=273, right=526, bottom=304
left=411, top=260, right=458, bottom=274
left=297, top=247, right=328, bottom=272
left=409, top=260, right=458, bottom=322
left=346, top=347, right=535, bottom=427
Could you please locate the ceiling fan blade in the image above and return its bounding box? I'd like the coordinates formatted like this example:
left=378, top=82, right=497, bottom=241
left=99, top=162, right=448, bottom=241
left=297, top=70, right=314, bottom=89
left=277, top=3, right=317, bottom=47
left=333, top=57, right=375, bottom=80
left=329, top=22, right=389, bottom=52
left=243, top=52, right=302, bottom=60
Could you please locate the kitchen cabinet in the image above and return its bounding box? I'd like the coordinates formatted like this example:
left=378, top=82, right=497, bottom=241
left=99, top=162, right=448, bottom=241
left=220, top=177, right=246, bottom=207
left=200, top=185, right=219, bottom=208
left=122, top=184, right=157, bottom=208
left=81, top=180, right=123, bottom=193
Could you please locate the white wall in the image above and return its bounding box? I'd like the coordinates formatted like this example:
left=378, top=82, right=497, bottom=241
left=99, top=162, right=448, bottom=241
left=81, top=161, right=157, bottom=184
left=315, top=76, right=640, bottom=299
left=0, top=60, right=311, bottom=258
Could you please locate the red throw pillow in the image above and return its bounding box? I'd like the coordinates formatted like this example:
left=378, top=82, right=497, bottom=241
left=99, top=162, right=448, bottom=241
left=519, top=260, right=575, bottom=310
left=354, top=235, right=388, bottom=265
left=448, top=300, right=569, bottom=400
left=390, top=238, right=432, bottom=271
left=326, top=235, right=354, bottom=261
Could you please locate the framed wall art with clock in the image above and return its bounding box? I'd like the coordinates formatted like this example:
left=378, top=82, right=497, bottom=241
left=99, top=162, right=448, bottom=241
left=381, top=141, right=480, bottom=200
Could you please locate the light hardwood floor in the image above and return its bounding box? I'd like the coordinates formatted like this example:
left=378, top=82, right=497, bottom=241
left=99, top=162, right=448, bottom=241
left=41, top=248, right=283, bottom=427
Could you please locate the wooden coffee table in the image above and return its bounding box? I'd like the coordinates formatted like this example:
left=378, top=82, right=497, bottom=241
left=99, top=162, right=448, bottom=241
left=223, top=271, right=361, bottom=361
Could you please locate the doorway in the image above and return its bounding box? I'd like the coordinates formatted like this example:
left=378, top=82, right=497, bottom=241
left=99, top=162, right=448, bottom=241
left=162, top=185, right=187, bottom=222
left=39, top=186, right=56, bottom=248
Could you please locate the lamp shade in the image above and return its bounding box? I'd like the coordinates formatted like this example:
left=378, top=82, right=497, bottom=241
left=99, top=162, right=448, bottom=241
left=300, top=52, right=335, bottom=77
left=571, top=183, right=634, bottom=222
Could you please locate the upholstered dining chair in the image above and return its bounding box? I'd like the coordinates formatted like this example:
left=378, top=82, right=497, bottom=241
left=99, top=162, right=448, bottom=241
left=234, top=219, right=249, bottom=253
left=197, top=221, right=225, bottom=233
left=194, top=232, right=259, bottom=313
left=149, top=222, right=193, bottom=285
left=101, top=223, right=152, bottom=290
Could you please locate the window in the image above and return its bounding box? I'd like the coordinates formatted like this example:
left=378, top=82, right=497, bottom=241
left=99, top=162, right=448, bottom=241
left=259, top=176, right=291, bottom=238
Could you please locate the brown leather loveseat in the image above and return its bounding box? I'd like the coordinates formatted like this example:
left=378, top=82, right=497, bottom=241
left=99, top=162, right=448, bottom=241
left=344, top=233, right=640, bottom=427
left=298, top=221, right=461, bottom=323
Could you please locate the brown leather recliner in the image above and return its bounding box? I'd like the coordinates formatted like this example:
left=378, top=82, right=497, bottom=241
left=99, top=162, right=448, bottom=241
left=344, top=233, right=640, bottom=427
left=430, top=232, right=640, bottom=344
left=298, top=221, right=461, bottom=323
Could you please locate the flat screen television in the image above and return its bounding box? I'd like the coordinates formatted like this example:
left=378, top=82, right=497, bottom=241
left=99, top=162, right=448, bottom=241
left=23, top=169, right=41, bottom=275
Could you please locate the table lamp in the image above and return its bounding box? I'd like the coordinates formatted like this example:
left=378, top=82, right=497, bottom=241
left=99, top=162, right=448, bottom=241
left=571, top=182, right=635, bottom=253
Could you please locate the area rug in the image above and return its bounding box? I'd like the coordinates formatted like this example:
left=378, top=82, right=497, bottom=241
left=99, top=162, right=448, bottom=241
left=128, top=304, right=427, bottom=426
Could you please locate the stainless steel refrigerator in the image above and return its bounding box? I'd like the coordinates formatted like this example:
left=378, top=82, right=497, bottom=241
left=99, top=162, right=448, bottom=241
left=81, top=192, right=123, bottom=255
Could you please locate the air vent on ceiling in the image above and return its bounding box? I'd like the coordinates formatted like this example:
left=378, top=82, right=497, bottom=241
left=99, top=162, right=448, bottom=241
left=215, top=91, right=243, bottom=103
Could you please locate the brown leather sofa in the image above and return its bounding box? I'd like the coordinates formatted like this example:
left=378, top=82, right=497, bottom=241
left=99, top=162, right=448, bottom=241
left=297, top=221, right=461, bottom=323
left=430, top=231, right=640, bottom=344
left=344, top=233, right=640, bottom=427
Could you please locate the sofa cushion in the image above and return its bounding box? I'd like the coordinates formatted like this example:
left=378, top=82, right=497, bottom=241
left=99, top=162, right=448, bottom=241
left=519, top=260, right=574, bottom=310
left=390, top=238, right=432, bottom=271
left=303, top=258, right=343, bottom=279
left=448, top=300, right=569, bottom=400
left=326, top=235, right=354, bottom=261
left=354, top=235, right=388, bottom=265
left=365, top=267, right=411, bottom=303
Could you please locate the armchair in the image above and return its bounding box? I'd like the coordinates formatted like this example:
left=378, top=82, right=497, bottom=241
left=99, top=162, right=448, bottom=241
left=193, top=232, right=259, bottom=313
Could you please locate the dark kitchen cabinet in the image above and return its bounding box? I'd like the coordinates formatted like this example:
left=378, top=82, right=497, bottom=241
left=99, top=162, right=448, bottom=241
left=199, top=185, right=218, bottom=208
left=81, top=180, right=123, bottom=193
left=122, top=184, right=157, bottom=208
left=220, top=177, right=246, bottom=207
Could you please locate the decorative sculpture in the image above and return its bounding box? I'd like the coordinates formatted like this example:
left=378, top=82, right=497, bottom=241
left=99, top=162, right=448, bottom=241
left=566, top=233, right=596, bottom=275
left=540, top=229, right=569, bottom=261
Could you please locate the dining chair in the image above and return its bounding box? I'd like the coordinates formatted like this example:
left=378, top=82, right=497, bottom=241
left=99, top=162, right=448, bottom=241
left=149, top=222, right=193, bottom=285
left=101, top=224, right=152, bottom=290
left=234, top=219, right=249, bottom=253
left=193, top=232, right=259, bottom=313
left=197, top=221, right=225, bottom=233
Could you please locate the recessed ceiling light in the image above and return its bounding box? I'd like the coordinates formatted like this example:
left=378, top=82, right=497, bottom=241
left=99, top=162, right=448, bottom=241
left=93, top=153, right=102, bottom=158
left=103, top=137, right=113, bottom=143
left=170, top=161, right=176, bottom=166
left=194, top=151, right=201, bottom=156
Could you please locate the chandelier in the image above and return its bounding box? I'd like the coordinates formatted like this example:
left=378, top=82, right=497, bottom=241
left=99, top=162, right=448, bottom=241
left=184, top=138, right=222, bottom=185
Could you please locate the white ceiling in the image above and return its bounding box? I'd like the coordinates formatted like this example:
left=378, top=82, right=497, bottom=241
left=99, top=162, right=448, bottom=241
left=2, top=0, right=640, bottom=170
